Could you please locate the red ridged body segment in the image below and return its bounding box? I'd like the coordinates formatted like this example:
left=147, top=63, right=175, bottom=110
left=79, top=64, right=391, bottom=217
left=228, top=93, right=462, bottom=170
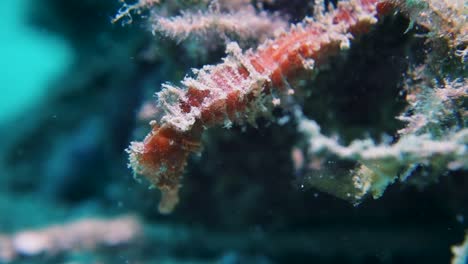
left=128, top=0, right=382, bottom=213
left=376, top=1, right=396, bottom=16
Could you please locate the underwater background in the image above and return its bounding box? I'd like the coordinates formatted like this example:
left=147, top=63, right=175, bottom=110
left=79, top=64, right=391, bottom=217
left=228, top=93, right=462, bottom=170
left=0, top=0, right=467, bottom=263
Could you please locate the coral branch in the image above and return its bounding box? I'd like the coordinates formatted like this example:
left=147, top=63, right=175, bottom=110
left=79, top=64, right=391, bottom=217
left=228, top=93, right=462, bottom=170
left=293, top=0, right=468, bottom=204
left=112, top=0, right=160, bottom=25
left=127, top=0, right=382, bottom=213
left=0, top=215, right=142, bottom=262
left=452, top=231, right=468, bottom=264
left=296, top=116, right=467, bottom=202
left=152, top=4, right=288, bottom=43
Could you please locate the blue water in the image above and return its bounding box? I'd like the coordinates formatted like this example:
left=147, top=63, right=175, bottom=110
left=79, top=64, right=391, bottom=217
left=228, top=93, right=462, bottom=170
left=0, top=0, right=72, bottom=123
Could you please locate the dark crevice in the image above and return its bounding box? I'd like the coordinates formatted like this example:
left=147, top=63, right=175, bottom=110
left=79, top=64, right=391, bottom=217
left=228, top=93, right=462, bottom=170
left=301, top=14, right=417, bottom=143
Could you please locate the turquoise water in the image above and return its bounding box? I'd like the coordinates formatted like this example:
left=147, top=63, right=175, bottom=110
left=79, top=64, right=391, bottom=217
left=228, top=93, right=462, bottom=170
left=0, top=0, right=72, bottom=123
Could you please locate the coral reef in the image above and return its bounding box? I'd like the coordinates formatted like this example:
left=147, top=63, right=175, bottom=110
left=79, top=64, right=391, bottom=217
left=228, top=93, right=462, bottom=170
left=125, top=0, right=466, bottom=214
left=127, top=0, right=383, bottom=213
left=0, top=0, right=466, bottom=263
left=295, top=0, right=467, bottom=204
